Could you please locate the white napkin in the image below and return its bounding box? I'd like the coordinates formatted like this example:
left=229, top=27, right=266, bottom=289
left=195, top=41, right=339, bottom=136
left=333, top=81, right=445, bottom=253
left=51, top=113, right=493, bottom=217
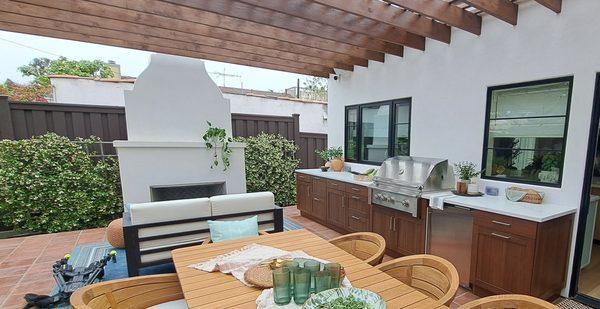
left=428, top=192, right=454, bottom=210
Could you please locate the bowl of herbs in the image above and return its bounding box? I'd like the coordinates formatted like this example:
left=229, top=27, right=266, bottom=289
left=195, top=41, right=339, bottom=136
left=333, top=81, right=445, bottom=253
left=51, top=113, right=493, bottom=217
left=303, top=287, right=385, bottom=309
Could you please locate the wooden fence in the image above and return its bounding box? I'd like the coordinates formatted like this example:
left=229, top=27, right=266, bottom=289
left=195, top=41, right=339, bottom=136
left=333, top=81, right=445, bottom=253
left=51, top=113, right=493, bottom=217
left=0, top=96, right=326, bottom=168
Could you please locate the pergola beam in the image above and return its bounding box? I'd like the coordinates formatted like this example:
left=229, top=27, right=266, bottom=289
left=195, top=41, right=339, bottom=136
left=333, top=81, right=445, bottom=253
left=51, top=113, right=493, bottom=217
left=385, top=0, right=482, bottom=35
left=5, top=0, right=354, bottom=71
left=311, top=0, right=451, bottom=43
left=535, top=0, right=562, bottom=13
left=102, top=0, right=385, bottom=62
left=165, top=0, right=403, bottom=57
left=0, top=21, right=331, bottom=77
left=461, top=0, right=519, bottom=25
left=234, top=0, right=425, bottom=51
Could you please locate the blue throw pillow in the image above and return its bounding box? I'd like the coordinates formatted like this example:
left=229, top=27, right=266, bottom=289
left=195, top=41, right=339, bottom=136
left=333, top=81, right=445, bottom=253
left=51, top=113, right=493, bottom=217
left=208, top=216, right=259, bottom=243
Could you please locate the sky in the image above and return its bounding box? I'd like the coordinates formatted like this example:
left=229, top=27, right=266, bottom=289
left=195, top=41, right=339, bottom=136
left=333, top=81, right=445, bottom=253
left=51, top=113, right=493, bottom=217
left=0, top=30, right=315, bottom=92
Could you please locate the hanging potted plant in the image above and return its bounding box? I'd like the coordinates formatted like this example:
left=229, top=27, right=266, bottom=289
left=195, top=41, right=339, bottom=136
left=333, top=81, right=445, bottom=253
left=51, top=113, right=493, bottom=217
left=202, top=121, right=233, bottom=171
left=454, top=161, right=481, bottom=194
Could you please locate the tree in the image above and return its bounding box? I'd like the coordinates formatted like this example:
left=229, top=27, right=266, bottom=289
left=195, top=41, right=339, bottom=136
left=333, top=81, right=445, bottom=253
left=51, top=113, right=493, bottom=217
left=0, top=79, right=51, bottom=102
left=302, top=76, right=328, bottom=101
left=18, top=56, right=114, bottom=86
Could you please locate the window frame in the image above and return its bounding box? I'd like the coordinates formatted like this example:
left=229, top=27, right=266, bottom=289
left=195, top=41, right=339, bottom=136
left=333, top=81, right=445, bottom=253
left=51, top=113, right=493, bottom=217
left=481, top=76, right=574, bottom=188
left=344, top=98, right=412, bottom=165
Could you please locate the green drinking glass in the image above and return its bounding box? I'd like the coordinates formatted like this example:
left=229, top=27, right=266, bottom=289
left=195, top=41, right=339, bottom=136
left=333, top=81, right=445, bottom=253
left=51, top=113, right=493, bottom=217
left=303, top=260, right=321, bottom=292
left=272, top=268, right=291, bottom=305
left=293, top=268, right=311, bottom=305
left=314, top=271, right=331, bottom=293
left=282, top=260, right=299, bottom=295
left=324, top=263, right=341, bottom=289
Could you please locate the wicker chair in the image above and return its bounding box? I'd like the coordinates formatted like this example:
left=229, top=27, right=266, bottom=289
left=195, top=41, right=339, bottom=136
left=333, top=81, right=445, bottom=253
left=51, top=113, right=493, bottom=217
left=328, top=232, right=386, bottom=266
left=458, top=294, right=558, bottom=309
left=70, top=274, right=186, bottom=309
left=376, top=254, right=459, bottom=307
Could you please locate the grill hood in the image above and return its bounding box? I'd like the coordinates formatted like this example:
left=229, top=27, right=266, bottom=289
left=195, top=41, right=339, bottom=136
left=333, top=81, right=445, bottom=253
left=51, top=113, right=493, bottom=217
left=373, top=156, right=454, bottom=193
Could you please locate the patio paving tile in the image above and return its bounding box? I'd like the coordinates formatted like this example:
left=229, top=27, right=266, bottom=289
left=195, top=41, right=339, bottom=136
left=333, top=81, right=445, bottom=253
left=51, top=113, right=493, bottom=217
left=0, top=274, right=23, bottom=287
left=0, top=265, right=29, bottom=278
left=0, top=257, right=37, bottom=269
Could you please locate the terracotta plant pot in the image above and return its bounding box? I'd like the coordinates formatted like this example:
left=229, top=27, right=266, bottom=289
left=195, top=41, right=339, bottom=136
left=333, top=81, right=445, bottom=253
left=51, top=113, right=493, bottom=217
left=456, top=180, right=469, bottom=194
left=330, top=157, right=344, bottom=172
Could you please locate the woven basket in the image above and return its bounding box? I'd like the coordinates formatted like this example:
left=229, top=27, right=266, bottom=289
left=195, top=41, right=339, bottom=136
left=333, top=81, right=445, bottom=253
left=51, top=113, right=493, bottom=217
left=505, top=187, right=544, bottom=204
left=244, top=264, right=274, bottom=288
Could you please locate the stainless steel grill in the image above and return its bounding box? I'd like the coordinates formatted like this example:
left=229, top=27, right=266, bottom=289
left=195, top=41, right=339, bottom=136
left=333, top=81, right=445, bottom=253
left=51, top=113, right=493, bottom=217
left=370, top=156, right=454, bottom=217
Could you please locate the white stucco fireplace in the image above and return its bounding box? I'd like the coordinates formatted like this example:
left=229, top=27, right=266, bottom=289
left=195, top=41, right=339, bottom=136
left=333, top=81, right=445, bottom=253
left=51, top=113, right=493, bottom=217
left=114, top=54, right=246, bottom=204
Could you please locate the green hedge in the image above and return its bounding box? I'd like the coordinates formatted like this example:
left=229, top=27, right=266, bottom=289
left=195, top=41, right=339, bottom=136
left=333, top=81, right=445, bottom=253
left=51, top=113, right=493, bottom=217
left=0, top=133, right=122, bottom=233
left=235, top=133, right=299, bottom=206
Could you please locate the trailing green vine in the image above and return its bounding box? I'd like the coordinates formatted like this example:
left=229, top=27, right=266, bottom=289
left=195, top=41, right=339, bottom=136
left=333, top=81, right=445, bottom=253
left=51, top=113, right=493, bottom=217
left=202, top=121, right=233, bottom=171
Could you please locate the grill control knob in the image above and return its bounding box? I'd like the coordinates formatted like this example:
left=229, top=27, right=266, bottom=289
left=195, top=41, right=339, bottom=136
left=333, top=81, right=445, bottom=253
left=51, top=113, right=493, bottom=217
left=401, top=200, right=410, bottom=208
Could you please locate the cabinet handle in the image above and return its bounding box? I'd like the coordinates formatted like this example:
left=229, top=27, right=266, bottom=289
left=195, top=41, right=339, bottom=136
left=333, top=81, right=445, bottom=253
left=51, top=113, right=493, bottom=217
left=389, top=217, right=393, bottom=230
left=492, top=220, right=511, bottom=227
left=491, top=232, right=511, bottom=239
left=351, top=215, right=360, bottom=220
left=313, top=197, right=320, bottom=201
left=351, top=196, right=360, bottom=200
left=352, top=188, right=360, bottom=192
left=393, top=218, right=397, bottom=231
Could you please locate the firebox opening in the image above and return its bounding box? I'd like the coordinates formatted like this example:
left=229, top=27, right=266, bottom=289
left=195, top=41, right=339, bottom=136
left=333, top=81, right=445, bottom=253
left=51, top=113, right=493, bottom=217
left=150, top=182, right=226, bottom=202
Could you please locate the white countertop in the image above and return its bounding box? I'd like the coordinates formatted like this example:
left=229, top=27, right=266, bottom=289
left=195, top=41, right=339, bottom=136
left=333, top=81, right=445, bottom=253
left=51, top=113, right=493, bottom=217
left=422, top=191, right=577, bottom=222
left=295, top=169, right=373, bottom=186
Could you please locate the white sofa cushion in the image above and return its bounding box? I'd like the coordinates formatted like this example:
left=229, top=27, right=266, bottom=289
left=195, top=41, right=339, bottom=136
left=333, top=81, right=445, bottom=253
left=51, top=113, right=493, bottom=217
left=130, top=198, right=211, bottom=225
left=148, top=299, right=188, bottom=309
left=210, top=192, right=275, bottom=216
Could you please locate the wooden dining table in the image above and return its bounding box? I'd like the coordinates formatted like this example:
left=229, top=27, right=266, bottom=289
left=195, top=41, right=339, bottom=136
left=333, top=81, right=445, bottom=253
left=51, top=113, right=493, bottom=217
left=172, top=229, right=448, bottom=309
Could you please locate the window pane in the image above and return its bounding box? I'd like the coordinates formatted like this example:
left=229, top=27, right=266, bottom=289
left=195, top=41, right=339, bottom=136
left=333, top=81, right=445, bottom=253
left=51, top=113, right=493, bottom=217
left=345, top=125, right=357, bottom=161
left=395, top=103, right=410, bottom=124
left=487, top=117, right=566, bottom=147
left=484, top=149, right=562, bottom=185
left=347, top=108, right=358, bottom=125
left=490, top=81, right=569, bottom=119
left=361, top=104, right=389, bottom=162
left=394, top=124, right=409, bottom=156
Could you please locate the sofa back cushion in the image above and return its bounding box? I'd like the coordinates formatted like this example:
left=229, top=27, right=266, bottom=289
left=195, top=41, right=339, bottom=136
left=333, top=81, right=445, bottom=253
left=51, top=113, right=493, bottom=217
left=208, top=216, right=259, bottom=243
left=210, top=192, right=275, bottom=216
left=130, top=198, right=211, bottom=225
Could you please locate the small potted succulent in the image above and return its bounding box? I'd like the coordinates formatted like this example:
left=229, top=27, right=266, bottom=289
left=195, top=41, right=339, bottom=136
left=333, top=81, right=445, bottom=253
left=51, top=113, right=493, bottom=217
left=454, top=161, right=482, bottom=194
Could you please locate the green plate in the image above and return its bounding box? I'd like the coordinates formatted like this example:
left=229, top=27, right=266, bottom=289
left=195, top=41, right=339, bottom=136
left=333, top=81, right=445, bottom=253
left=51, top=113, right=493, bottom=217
left=302, top=287, right=386, bottom=309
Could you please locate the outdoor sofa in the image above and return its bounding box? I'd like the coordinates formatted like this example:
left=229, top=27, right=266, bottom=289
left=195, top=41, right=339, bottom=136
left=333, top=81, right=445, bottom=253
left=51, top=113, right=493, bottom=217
left=123, top=192, right=283, bottom=276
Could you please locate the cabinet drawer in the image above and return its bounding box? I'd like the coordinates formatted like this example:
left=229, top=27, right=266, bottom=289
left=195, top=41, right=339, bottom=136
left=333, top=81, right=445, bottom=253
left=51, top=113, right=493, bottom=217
left=327, top=180, right=345, bottom=191
left=345, top=184, right=368, bottom=197
left=347, top=209, right=369, bottom=232
left=296, top=173, right=312, bottom=183
left=347, top=194, right=370, bottom=214
left=474, top=211, right=537, bottom=239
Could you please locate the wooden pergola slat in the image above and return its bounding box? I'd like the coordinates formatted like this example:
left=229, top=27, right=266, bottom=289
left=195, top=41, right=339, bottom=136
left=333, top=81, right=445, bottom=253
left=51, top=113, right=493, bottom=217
left=535, top=0, right=562, bottom=13
left=5, top=1, right=356, bottom=72
left=385, top=0, right=482, bottom=35
left=311, top=0, right=452, bottom=44
left=164, top=0, right=404, bottom=57
left=115, top=0, right=385, bottom=62
left=232, top=0, right=425, bottom=51
left=0, top=21, right=331, bottom=77
left=9, top=0, right=371, bottom=68
left=461, top=0, right=519, bottom=25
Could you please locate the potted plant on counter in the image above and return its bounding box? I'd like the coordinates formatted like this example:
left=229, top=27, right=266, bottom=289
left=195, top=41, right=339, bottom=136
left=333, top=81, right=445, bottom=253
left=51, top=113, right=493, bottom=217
left=454, top=161, right=481, bottom=195
left=315, top=147, right=345, bottom=172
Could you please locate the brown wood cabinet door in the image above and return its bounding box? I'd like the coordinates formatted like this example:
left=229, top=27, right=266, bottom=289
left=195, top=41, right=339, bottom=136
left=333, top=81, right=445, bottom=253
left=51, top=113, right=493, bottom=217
left=296, top=181, right=312, bottom=215
left=395, top=215, right=425, bottom=256
left=311, top=178, right=328, bottom=221
left=326, top=189, right=346, bottom=229
left=347, top=194, right=370, bottom=214
left=372, top=206, right=397, bottom=251
left=472, top=225, right=535, bottom=295
left=347, top=209, right=369, bottom=232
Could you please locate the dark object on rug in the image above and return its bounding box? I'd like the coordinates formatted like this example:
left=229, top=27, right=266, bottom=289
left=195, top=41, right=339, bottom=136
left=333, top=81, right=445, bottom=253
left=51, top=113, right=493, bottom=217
left=23, top=250, right=117, bottom=308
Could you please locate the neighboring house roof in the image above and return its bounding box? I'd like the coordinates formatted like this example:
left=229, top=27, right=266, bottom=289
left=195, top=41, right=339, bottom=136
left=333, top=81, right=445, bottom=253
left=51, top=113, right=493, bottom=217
left=48, top=75, right=327, bottom=104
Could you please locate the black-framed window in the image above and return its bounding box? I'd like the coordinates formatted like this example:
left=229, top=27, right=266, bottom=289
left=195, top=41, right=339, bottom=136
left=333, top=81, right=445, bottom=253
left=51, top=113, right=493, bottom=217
left=345, top=98, right=411, bottom=165
left=482, top=77, right=573, bottom=187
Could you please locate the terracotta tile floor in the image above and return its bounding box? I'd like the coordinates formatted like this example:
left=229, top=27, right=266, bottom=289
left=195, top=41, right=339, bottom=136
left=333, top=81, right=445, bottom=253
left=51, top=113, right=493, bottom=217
left=0, top=206, right=480, bottom=308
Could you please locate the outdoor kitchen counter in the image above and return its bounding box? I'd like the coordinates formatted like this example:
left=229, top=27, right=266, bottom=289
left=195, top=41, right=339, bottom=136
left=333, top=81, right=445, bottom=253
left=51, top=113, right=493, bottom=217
left=421, top=191, right=577, bottom=222
left=295, top=169, right=373, bottom=186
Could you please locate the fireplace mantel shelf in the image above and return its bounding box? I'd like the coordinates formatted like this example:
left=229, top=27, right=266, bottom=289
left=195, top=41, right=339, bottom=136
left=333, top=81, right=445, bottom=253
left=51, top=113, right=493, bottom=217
left=113, top=141, right=246, bottom=148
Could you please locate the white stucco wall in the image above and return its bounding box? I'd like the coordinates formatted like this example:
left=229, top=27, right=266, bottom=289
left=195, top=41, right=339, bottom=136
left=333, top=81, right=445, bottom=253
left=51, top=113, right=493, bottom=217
left=50, top=77, right=327, bottom=133
left=224, top=93, right=327, bottom=133
left=51, top=78, right=134, bottom=106
left=328, top=0, right=600, bottom=295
